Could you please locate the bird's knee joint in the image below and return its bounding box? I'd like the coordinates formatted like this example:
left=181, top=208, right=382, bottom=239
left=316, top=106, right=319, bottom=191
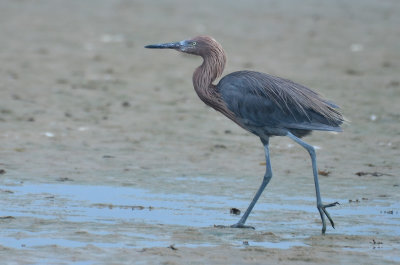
left=263, top=173, right=272, bottom=182
left=307, top=146, right=316, bottom=156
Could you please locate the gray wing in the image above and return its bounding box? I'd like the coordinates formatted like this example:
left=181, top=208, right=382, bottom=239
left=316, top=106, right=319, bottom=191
left=217, top=71, right=343, bottom=135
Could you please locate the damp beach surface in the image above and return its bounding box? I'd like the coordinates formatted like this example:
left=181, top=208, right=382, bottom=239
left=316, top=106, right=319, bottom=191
left=1, top=181, right=399, bottom=264
left=1, top=0, right=400, bottom=264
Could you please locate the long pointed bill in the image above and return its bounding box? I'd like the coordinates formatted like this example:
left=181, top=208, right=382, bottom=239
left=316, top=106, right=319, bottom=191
left=145, top=41, right=181, bottom=49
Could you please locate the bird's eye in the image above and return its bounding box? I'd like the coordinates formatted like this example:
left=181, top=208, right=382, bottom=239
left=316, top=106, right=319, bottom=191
left=192, top=41, right=197, bottom=46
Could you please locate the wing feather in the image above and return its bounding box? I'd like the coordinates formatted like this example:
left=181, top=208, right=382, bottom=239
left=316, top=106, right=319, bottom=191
left=217, top=71, right=344, bottom=133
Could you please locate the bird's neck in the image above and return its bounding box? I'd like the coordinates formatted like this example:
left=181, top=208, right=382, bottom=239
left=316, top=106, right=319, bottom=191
left=191, top=48, right=239, bottom=125
left=192, top=50, right=226, bottom=103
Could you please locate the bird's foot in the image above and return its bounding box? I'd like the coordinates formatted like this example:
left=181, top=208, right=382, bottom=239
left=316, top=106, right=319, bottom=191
left=318, top=202, right=340, bottom=234
left=230, top=223, right=255, bottom=229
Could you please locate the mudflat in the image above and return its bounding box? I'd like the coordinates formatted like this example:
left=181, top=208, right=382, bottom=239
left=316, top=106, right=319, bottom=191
left=0, top=0, right=399, bottom=264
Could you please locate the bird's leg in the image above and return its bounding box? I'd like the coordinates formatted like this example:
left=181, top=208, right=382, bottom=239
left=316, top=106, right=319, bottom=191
left=287, top=132, right=339, bottom=234
left=231, top=137, right=272, bottom=229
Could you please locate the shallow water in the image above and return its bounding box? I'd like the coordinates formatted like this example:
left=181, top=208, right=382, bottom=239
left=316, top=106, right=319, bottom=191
left=1, top=182, right=399, bottom=251
left=1, top=0, right=400, bottom=263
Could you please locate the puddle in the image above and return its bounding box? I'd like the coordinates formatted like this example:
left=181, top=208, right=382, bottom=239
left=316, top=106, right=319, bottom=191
left=0, top=183, right=243, bottom=226
left=0, top=183, right=399, bottom=250
left=240, top=240, right=307, bottom=249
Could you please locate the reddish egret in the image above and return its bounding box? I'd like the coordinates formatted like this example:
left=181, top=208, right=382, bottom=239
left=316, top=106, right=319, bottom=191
left=145, top=36, right=343, bottom=234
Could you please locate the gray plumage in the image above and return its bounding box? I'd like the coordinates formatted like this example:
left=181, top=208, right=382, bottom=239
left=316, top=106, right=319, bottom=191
left=145, top=35, right=343, bottom=234
left=218, top=70, right=343, bottom=138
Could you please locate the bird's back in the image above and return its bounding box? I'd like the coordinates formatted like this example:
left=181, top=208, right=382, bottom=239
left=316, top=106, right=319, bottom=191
left=217, top=71, right=344, bottom=138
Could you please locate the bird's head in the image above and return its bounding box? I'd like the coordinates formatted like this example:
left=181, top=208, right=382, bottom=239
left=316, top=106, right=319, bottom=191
left=145, top=35, right=223, bottom=57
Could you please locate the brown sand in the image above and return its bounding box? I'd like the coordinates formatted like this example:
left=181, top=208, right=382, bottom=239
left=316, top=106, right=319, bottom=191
left=0, top=0, right=399, bottom=264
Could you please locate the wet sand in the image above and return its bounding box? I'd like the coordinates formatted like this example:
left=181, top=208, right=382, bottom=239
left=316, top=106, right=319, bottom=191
left=1, top=0, right=400, bottom=264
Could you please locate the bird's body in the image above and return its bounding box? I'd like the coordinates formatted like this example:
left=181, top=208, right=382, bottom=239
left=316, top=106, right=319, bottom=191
left=217, top=70, right=343, bottom=138
left=146, top=35, right=343, bottom=233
